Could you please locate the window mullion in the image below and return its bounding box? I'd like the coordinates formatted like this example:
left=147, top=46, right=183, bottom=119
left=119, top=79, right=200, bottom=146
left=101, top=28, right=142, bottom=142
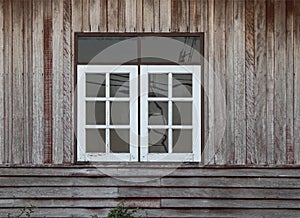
left=168, top=72, right=172, bottom=154
left=105, top=72, right=110, bottom=154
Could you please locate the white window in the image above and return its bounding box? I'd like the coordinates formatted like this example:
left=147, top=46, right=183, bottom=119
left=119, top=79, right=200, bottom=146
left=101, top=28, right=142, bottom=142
left=77, top=65, right=201, bottom=162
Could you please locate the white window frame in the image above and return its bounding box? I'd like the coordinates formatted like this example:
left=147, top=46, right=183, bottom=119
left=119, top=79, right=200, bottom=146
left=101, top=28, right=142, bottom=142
left=77, top=65, right=138, bottom=162
left=140, top=65, right=201, bottom=162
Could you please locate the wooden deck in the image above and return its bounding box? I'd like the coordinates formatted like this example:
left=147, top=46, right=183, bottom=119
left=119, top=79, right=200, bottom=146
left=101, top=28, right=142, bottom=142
left=0, top=165, right=300, bottom=217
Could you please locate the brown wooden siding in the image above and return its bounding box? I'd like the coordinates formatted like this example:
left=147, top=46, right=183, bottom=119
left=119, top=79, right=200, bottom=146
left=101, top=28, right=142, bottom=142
left=0, top=166, right=300, bottom=217
left=0, top=0, right=299, bottom=165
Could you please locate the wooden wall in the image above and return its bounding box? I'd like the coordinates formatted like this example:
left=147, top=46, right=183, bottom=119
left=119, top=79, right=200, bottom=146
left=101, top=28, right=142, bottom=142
left=0, top=0, right=299, bottom=166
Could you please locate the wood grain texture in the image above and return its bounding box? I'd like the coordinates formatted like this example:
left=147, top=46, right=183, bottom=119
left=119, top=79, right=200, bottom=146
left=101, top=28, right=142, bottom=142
left=107, top=0, right=118, bottom=32
left=82, top=0, right=90, bottom=31
left=136, top=0, right=142, bottom=32
left=100, top=0, right=107, bottom=32
left=160, top=0, right=171, bottom=32
left=153, top=0, right=159, bottom=32
left=171, top=0, right=178, bottom=32
left=178, top=0, right=189, bottom=32
left=143, top=0, right=154, bottom=32
left=189, top=0, right=200, bottom=32
left=254, top=0, right=267, bottom=164
left=63, top=0, right=73, bottom=163
left=52, top=0, right=64, bottom=164
left=0, top=0, right=4, bottom=164
left=89, top=0, right=100, bottom=31
left=266, top=0, right=275, bottom=164
left=118, top=0, right=126, bottom=32
left=234, top=0, right=246, bottom=164
left=125, top=0, right=136, bottom=32
left=294, top=0, right=300, bottom=164
left=274, top=0, right=286, bottom=165
left=225, top=0, right=235, bottom=164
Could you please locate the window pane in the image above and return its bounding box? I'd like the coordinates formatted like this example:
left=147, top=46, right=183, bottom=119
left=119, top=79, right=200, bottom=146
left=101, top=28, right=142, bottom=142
left=86, top=129, right=106, bottom=153
left=110, top=73, right=129, bottom=97
left=86, top=73, right=106, bottom=97
left=110, top=129, right=129, bottom=153
left=149, top=74, right=168, bottom=97
left=148, top=101, right=168, bottom=125
left=110, top=102, right=129, bottom=125
left=149, top=129, right=168, bottom=153
left=173, top=129, right=192, bottom=153
left=86, top=101, right=105, bottom=125
left=172, top=74, right=192, bottom=97
left=141, top=36, right=202, bottom=63
left=78, top=37, right=138, bottom=63
left=173, top=102, right=192, bottom=125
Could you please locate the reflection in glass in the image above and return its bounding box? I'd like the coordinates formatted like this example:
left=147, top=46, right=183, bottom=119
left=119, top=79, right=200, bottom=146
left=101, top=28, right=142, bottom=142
left=110, top=129, right=129, bottom=153
left=110, top=74, right=129, bottom=97
left=148, top=74, right=168, bottom=97
left=173, top=102, right=192, bottom=125
left=173, top=129, right=192, bottom=153
left=172, top=74, right=192, bottom=97
left=148, top=101, right=168, bottom=125
left=110, top=102, right=129, bottom=125
left=86, top=101, right=105, bottom=125
left=86, top=74, right=106, bottom=97
left=86, top=129, right=106, bottom=152
left=149, top=129, right=168, bottom=153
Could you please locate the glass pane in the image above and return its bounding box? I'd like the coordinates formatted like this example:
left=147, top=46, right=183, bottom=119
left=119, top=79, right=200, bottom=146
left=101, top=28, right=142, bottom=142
left=110, top=74, right=129, bottom=97
left=86, top=73, right=106, bottom=97
left=110, top=102, right=129, bottom=125
left=78, top=37, right=138, bottom=63
left=149, top=74, right=168, bottom=97
left=173, top=102, right=192, bottom=125
left=86, top=129, right=106, bottom=153
left=172, top=74, right=192, bottom=97
left=141, top=36, right=202, bottom=64
left=86, top=101, right=105, bottom=125
left=149, top=129, right=168, bottom=153
left=173, top=129, right=192, bottom=153
left=148, top=101, right=168, bottom=125
left=110, top=129, right=129, bottom=153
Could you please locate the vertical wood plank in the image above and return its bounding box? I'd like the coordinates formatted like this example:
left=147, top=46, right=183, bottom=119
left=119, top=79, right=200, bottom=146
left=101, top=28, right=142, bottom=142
left=189, top=0, right=200, bottom=32
left=52, top=0, right=64, bottom=164
left=82, top=0, right=90, bottom=31
left=125, top=0, right=136, bottom=32
left=171, top=0, right=178, bottom=32
left=294, top=0, right=300, bottom=164
left=245, top=0, right=256, bottom=164
left=100, top=0, right=107, bottom=32
left=0, top=0, right=4, bottom=164
left=136, top=0, right=143, bottom=32
left=143, top=0, right=154, bottom=32
left=153, top=0, right=159, bottom=32
left=160, top=0, right=171, bottom=32
left=225, top=0, right=235, bottom=164
left=199, top=0, right=207, bottom=32
left=178, top=0, right=189, bottom=32
left=107, top=0, right=118, bottom=32
left=72, top=0, right=83, bottom=32
left=32, top=0, right=44, bottom=164
left=286, top=0, right=294, bottom=164
left=266, top=0, right=275, bottom=164
left=63, top=0, right=73, bottom=163
left=89, top=0, right=100, bottom=31
left=274, top=0, right=286, bottom=164
left=118, top=0, right=126, bottom=32
left=43, top=0, right=53, bottom=164
left=12, top=0, right=24, bottom=164
left=234, top=0, right=246, bottom=164
left=213, top=0, right=226, bottom=164
left=254, top=0, right=267, bottom=164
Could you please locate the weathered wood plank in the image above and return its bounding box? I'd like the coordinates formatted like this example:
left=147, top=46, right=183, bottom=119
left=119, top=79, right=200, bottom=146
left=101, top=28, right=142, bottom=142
left=23, top=0, right=33, bottom=164
left=63, top=0, right=73, bottom=163
left=72, top=0, right=83, bottom=32
left=160, top=0, right=171, bottom=32
left=286, top=0, right=294, bottom=164
left=125, top=0, right=136, bottom=32
left=162, top=198, right=300, bottom=208
left=143, top=0, right=154, bottom=32
left=89, top=0, right=100, bottom=31
left=171, top=0, right=178, bottom=31
left=294, top=0, right=300, bottom=164
left=118, top=0, right=126, bottom=32
left=274, top=0, right=286, bottom=164
left=43, top=0, right=53, bottom=164
left=136, top=0, right=142, bottom=32
left=178, top=0, right=189, bottom=32
left=225, top=0, right=235, bottom=164
left=107, top=0, right=118, bottom=32
left=199, top=0, right=207, bottom=32
left=52, top=0, right=64, bottom=164
left=153, top=0, right=159, bottom=31
left=245, top=0, right=256, bottom=164
left=100, top=0, right=107, bottom=32
left=213, top=0, right=226, bottom=164
left=266, top=0, right=275, bottom=164
left=82, top=0, right=90, bottom=31
left=234, top=0, right=246, bottom=164
left=189, top=0, right=200, bottom=32
left=32, top=0, right=44, bottom=164
left=0, top=0, right=4, bottom=164
left=254, top=0, right=267, bottom=164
